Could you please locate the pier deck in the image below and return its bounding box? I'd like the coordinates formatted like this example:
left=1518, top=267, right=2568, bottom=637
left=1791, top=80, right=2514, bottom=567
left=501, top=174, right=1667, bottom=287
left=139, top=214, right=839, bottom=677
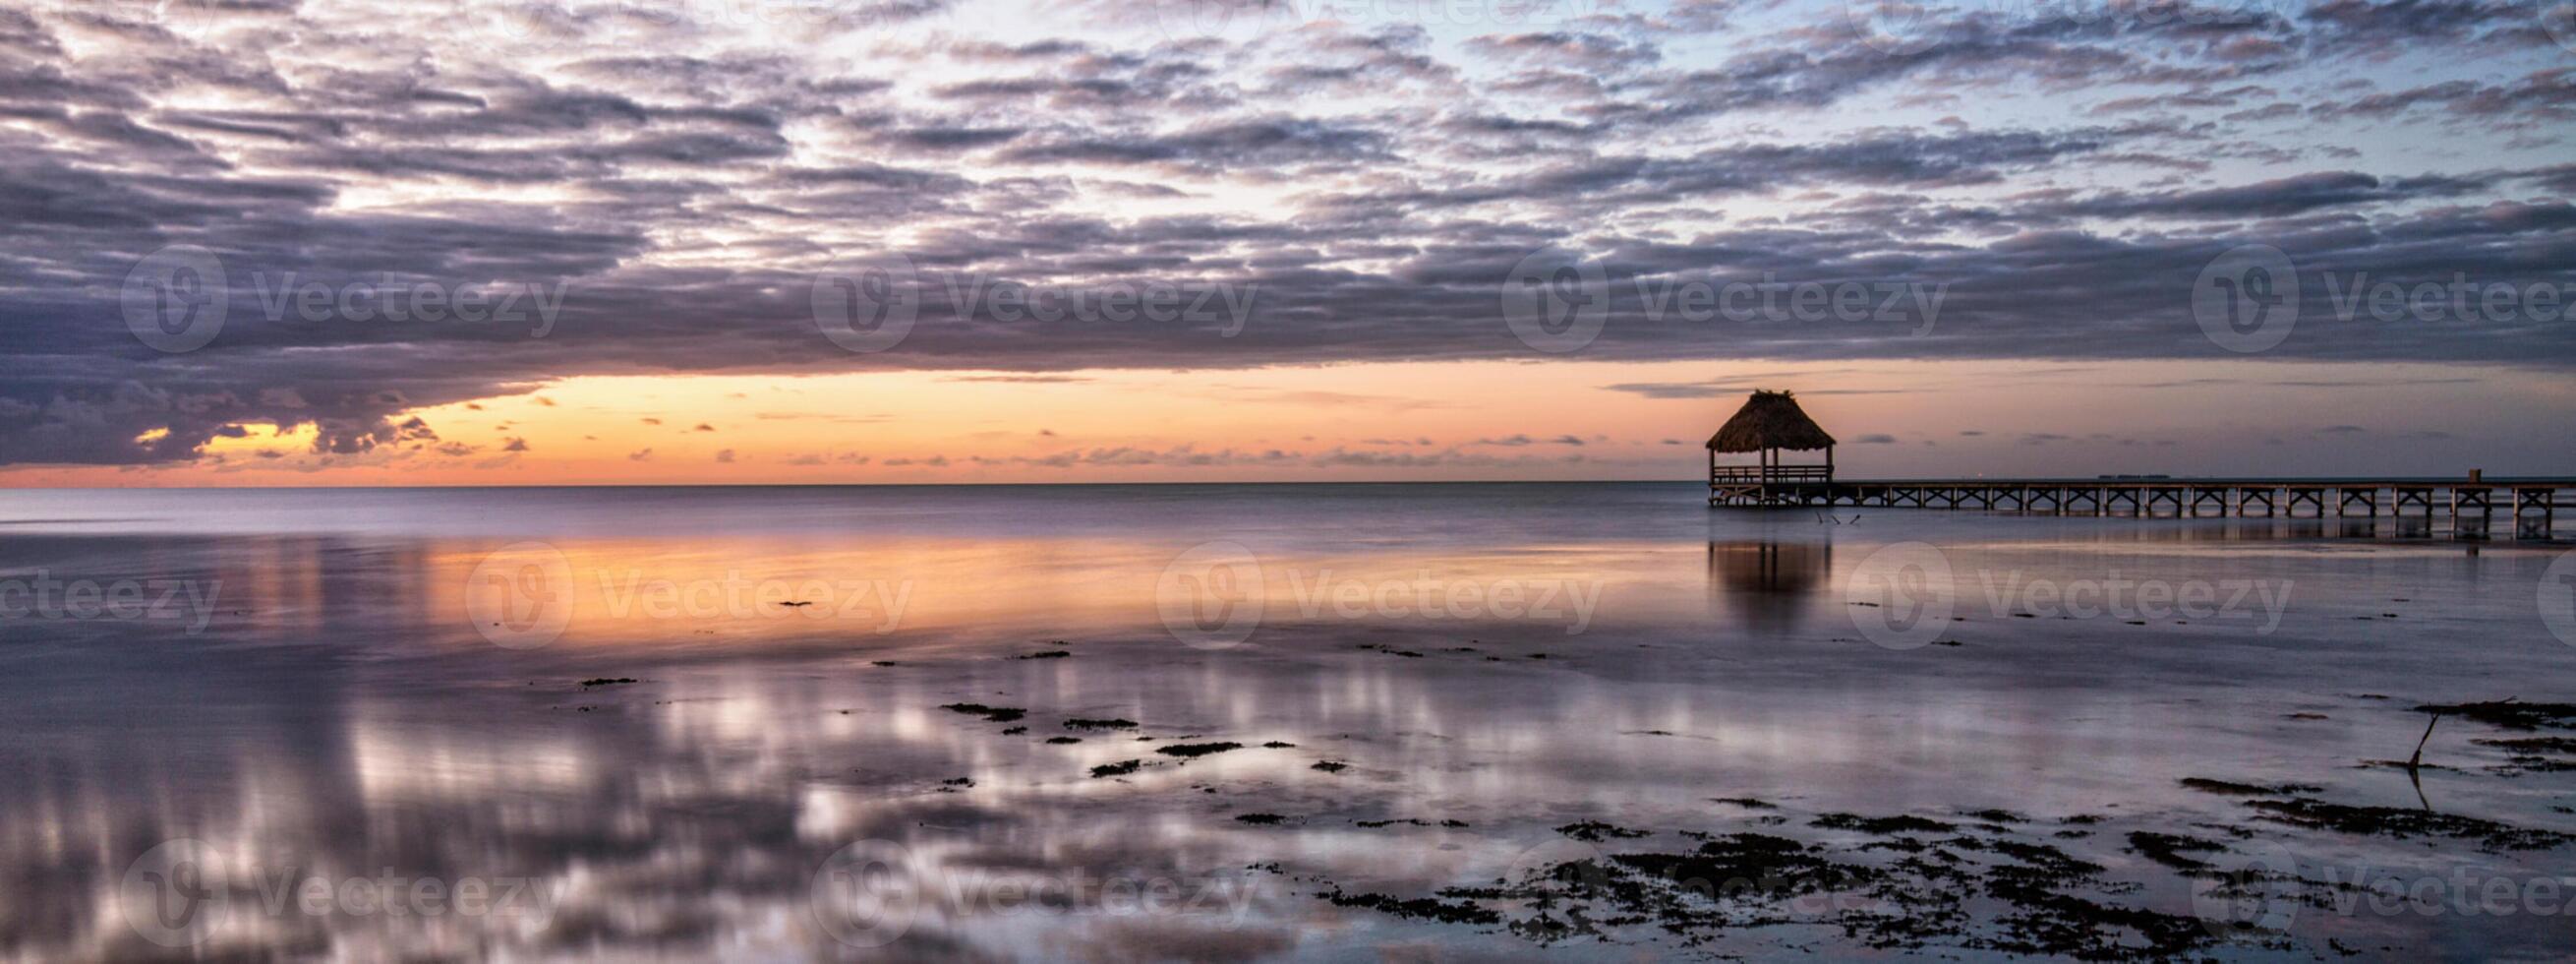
left=1710, top=473, right=2576, bottom=535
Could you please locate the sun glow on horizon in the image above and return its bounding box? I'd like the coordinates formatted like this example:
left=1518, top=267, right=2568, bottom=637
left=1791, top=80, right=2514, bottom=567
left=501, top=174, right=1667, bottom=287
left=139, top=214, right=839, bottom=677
left=5, top=357, right=2569, bottom=487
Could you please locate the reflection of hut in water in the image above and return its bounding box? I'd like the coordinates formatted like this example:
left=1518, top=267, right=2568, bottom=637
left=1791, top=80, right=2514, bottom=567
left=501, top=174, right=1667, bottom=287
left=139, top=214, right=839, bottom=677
left=1706, top=538, right=1831, bottom=631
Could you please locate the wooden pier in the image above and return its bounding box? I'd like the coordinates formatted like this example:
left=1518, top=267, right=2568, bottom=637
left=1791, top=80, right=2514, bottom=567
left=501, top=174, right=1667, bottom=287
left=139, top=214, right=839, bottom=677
left=1696, top=390, right=2570, bottom=536
left=1708, top=472, right=2576, bottom=536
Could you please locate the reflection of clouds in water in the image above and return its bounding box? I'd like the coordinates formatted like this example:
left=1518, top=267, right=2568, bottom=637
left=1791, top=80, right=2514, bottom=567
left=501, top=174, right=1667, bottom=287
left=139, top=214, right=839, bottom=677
left=6, top=498, right=2575, bottom=958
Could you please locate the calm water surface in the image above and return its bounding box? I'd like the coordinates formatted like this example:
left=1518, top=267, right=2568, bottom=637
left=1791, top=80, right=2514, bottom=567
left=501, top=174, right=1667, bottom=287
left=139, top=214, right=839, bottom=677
left=1, top=485, right=2570, bottom=961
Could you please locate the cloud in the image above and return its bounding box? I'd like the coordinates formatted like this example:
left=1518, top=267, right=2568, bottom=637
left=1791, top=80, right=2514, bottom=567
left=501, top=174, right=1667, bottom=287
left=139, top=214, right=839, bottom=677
left=0, top=0, right=2569, bottom=468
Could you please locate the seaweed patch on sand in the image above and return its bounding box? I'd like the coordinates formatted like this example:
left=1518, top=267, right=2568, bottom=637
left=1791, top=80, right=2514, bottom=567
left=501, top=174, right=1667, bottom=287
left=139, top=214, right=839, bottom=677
left=1813, top=813, right=1958, bottom=835
left=2179, top=777, right=2323, bottom=797
left=1556, top=820, right=1650, bottom=842
left=939, top=702, right=1025, bottom=723
left=1064, top=717, right=1138, bottom=730
left=2474, top=736, right=2576, bottom=774
left=1088, top=759, right=1142, bottom=778
left=2412, top=700, right=2576, bottom=731
left=1155, top=742, right=1243, bottom=758
left=1312, top=808, right=2324, bottom=960
left=2243, top=798, right=2574, bottom=850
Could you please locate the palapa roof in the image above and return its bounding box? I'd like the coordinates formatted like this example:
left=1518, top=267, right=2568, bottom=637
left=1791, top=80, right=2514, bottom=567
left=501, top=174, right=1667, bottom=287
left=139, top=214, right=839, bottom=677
left=1705, top=390, right=1837, bottom=452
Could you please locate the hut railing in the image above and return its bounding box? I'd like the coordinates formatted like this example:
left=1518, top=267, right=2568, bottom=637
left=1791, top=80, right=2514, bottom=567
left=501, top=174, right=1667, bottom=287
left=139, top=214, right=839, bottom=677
left=1711, top=465, right=1834, bottom=483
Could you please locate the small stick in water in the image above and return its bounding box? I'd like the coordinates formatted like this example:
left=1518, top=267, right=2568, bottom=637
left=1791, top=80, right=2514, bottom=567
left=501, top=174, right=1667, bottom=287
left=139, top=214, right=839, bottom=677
left=2406, top=712, right=2441, bottom=772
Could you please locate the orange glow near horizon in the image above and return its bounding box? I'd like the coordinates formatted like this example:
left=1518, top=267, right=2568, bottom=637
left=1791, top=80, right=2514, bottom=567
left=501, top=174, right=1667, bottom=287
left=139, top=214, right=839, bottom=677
left=4, top=357, right=2569, bottom=486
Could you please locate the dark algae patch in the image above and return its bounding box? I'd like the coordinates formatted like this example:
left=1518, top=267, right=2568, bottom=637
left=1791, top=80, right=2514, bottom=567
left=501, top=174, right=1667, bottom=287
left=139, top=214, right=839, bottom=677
left=2180, top=777, right=2323, bottom=796
left=1324, top=890, right=1500, bottom=926
left=939, top=703, right=1025, bottom=723
left=1234, top=813, right=1289, bottom=825
left=1311, top=760, right=1348, bottom=773
left=1154, top=742, right=1242, bottom=758
left=2124, top=831, right=2227, bottom=872
left=1312, top=806, right=2303, bottom=960
left=1556, top=820, right=1650, bottom=842
left=1063, top=717, right=1138, bottom=731
left=2413, top=700, right=2576, bottom=731
left=2246, top=798, right=2574, bottom=850
left=579, top=678, right=639, bottom=688
left=1813, top=813, right=1958, bottom=834
left=1012, top=650, right=1071, bottom=660
left=1088, top=759, right=1142, bottom=778
left=1044, top=736, right=1082, bottom=745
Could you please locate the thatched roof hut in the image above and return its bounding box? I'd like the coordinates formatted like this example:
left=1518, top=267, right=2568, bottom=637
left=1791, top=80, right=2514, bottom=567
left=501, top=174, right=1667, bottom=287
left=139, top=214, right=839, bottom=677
left=1706, top=391, right=1836, bottom=452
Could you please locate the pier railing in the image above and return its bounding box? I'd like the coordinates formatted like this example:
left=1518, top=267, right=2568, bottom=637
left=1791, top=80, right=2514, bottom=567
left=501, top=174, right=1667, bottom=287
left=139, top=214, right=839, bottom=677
left=1710, top=465, right=1833, bottom=483
left=1707, top=475, right=2576, bottom=537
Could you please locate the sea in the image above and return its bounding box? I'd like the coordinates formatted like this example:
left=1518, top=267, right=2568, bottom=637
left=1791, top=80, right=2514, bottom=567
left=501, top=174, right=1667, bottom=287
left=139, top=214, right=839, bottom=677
left=2, top=483, right=2570, bottom=961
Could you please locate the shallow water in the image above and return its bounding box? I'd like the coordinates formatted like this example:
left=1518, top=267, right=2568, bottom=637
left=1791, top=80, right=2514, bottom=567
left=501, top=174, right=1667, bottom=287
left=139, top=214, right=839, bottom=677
left=2, top=484, right=2571, bottom=961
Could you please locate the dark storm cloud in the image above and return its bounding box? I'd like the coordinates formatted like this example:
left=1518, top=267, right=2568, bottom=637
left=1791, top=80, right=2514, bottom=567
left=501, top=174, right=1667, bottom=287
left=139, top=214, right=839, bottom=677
left=0, top=0, right=2569, bottom=466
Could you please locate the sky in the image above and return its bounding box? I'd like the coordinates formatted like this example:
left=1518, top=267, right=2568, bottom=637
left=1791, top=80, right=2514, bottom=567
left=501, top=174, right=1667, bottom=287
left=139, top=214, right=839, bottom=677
left=1, top=0, right=2572, bottom=485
